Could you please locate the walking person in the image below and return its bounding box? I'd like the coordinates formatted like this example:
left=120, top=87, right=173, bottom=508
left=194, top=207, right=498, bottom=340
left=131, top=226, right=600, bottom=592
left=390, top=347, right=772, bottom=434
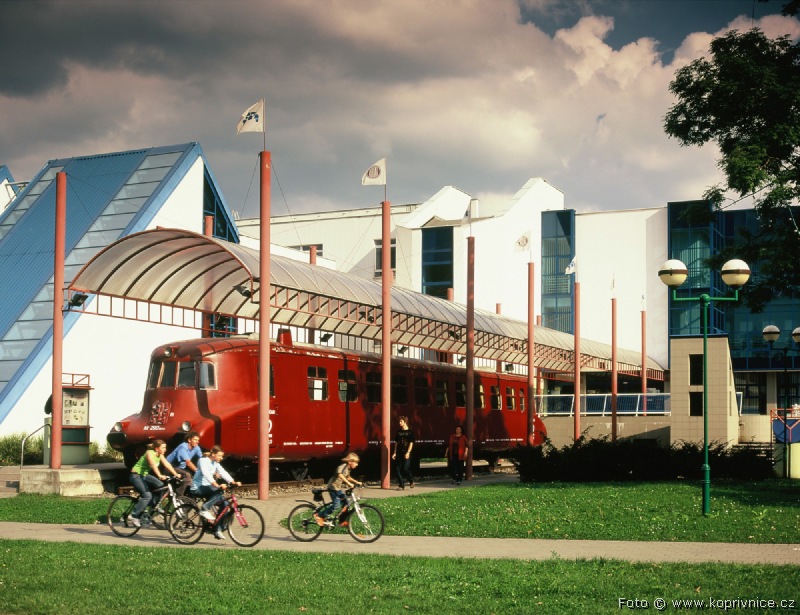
left=166, top=431, right=202, bottom=496
left=445, top=425, right=469, bottom=485
left=392, top=416, right=415, bottom=490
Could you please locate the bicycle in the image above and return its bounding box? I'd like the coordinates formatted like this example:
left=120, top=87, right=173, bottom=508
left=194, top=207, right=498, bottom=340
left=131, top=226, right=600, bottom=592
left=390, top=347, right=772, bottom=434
left=107, top=475, right=194, bottom=537
left=168, top=485, right=265, bottom=547
left=287, top=486, right=384, bottom=543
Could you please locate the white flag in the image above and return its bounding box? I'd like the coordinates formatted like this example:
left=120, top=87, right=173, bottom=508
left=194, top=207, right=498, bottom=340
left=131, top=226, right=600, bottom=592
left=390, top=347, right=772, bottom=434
left=237, top=99, right=265, bottom=134
left=565, top=257, right=577, bottom=275
left=362, top=158, right=386, bottom=186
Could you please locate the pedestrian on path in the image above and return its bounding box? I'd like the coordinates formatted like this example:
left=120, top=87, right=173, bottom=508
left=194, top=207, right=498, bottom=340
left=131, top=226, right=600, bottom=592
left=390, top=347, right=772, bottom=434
left=392, top=416, right=415, bottom=490
left=445, top=425, right=468, bottom=485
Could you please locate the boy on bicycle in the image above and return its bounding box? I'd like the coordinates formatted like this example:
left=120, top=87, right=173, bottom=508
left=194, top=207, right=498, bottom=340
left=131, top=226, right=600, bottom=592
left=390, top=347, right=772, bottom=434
left=190, top=445, right=241, bottom=540
left=314, top=452, right=362, bottom=527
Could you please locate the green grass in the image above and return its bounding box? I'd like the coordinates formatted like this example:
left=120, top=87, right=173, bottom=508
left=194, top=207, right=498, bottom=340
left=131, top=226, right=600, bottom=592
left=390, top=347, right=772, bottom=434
left=0, top=540, right=796, bottom=614
left=377, top=480, right=800, bottom=543
left=1, top=479, right=798, bottom=543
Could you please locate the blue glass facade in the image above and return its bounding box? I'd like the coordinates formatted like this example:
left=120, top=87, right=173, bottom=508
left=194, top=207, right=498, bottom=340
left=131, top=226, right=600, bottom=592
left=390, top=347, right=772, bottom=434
left=421, top=227, right=453, bottom=299
left=541, top=210, right=575, bottom=333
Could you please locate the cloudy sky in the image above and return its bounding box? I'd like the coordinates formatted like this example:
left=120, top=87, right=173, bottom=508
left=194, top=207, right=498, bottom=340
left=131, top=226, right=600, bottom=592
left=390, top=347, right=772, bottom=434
left=1, top=0, right=798, bottom=219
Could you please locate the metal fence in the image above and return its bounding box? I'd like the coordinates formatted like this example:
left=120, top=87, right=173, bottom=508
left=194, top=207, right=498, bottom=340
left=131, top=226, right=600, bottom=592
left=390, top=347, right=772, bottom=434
left=534, top=393, right=671, bottom=417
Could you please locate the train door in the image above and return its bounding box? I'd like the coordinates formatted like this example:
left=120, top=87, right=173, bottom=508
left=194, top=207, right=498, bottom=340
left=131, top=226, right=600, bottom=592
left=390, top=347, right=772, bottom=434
left=287, top=354, right=347, bottom=459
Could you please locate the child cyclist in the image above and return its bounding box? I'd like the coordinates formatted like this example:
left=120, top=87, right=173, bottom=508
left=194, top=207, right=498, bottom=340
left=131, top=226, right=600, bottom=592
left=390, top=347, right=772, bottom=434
left=190, top=445, right=241, bottom=540
left=314, top=452, right=363, bottom=526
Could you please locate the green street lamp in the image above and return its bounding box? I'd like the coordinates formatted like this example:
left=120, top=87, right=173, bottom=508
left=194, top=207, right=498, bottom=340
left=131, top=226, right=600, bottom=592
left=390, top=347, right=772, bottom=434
left=762, top=324, right=800, bottom=478
left=659, top=258, right=750, bottom=516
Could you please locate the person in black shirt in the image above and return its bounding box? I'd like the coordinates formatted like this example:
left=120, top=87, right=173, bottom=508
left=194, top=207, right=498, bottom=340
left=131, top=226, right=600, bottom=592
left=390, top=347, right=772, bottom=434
left=392, top=416, right=415, bottom=490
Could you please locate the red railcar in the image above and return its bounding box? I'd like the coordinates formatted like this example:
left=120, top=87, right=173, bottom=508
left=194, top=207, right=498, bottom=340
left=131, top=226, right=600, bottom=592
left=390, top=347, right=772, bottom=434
left=107, top=330, right=546, bottom=477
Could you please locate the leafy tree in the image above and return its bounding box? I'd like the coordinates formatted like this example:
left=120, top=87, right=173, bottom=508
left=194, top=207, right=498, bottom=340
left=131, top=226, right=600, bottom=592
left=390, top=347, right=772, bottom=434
left=664, top=28, right=800, bottom=311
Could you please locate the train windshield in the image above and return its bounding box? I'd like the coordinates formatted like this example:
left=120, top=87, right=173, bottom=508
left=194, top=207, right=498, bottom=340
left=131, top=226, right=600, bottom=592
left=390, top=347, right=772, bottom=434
left=146, top=360, right=216, bottom=390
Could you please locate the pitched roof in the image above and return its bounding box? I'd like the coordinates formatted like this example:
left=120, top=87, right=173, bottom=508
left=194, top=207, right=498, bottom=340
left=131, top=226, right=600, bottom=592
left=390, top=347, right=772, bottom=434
left=0, top=143, right=237, bottom=421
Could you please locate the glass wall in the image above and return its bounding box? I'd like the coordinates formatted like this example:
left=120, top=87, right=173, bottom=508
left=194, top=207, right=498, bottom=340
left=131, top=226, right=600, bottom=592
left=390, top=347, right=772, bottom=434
left=421, top=227, right=453, bottom=299
left=541, top=210, right=574, bottom=333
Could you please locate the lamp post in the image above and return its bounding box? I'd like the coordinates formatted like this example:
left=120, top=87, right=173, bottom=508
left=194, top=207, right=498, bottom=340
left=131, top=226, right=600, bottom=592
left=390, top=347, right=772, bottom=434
left=761, top=325, right=800, bottom=478
left=659, top=258, right=750, bottom=516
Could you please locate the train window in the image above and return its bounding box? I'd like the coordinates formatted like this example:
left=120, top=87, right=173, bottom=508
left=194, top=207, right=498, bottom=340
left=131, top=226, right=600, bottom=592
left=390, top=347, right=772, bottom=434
left=365, top=372, right=381, bottom=403
left=392, top=375, right=408, bottom=404
left=474, top=384, right=485, bottom=409
left=414, top=377, right=430, bottom=405
left=435, top=380, right=448, bottom=407
left=338, top=370, right=358, bottom=402
left=199, top=363, right=216, bottom=389
left=519, top=388, right=526, bottom=411
left=147, top=362, right=161, bottom=389
left=307, top=366, right=328, bottom=401
left=490, top=385, right=501, bottom=410
left=177, top=362, right=195, bottom=388
left=160, top=362, right=177, bottom=388
left=505, top=387, right=515, bottom=410
left=455, top=382, right=467, bottom=407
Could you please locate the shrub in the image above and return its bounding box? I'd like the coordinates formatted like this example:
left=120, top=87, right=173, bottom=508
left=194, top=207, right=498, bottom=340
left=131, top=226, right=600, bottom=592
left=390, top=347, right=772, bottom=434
left=0, top=434, right=122, bottom=466
left=508, top=437, right=774, bottom=482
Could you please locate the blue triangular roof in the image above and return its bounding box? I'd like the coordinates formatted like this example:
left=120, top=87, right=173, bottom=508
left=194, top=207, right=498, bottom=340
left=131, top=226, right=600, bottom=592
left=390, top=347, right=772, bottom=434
left=0, top=143, right=239, bottom=424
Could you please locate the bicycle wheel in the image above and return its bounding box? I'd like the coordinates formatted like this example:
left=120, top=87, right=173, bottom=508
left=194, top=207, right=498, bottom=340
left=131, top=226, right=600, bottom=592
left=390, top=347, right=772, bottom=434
left=226, top=504, right=265, bottom=547
left=107, top=495, right=140, bottom=537
left=347, top=504, right=384, bottom=543
left=168, top=502, right=205, bottom=545
left=287, top=503, right=324, bottom=542
left=149, top=493, right=171, bottom=530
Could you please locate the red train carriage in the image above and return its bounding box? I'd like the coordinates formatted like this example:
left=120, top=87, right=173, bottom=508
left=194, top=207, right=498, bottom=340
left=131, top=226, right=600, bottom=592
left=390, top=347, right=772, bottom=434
left=108, top=329, right=546, bottom=477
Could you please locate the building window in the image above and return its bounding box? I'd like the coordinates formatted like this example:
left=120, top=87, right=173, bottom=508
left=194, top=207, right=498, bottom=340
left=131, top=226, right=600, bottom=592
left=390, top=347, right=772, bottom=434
left=490, top=385, right=501, bottom=410
left=475, top=384, right=485, bottom=409
left=421, top=227, right=453, bottom=298
left=365, top=372, right=381, bottom=403
left=689, top=391, right=703, bottom=416
left=505, top=387, right=516, bottom=410
left=455, top=382, right=467, bottom=407
left=392, top=375, right=408, bottom=405
left=414, top=376, right=430, bottom=406
left=308, top=366, right=328, bottom=401
left=289, top=244, right=323, bottom=258
left=435, top=380, right=448, bottom=407
left=689, top=354, right=703, bottom=386
left=374, top=239, right=396, bottom=275
left=338, top=369, right=358, bottom=402
left=541, top=210, right=575, bottom=333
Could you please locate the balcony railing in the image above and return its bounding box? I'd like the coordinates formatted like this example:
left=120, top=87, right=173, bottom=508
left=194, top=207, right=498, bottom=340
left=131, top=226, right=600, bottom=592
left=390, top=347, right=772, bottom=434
left=534, top=393, right=670, bottom=417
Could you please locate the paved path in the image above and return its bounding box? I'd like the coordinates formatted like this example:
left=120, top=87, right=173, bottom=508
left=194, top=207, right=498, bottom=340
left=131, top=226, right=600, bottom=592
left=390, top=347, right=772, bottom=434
left=1, top=473, right=798, bottom=565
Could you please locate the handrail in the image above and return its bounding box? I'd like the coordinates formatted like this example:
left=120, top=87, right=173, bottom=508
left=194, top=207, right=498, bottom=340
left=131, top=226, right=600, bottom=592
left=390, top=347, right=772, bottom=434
left=20, top=423, right=47, bottom=470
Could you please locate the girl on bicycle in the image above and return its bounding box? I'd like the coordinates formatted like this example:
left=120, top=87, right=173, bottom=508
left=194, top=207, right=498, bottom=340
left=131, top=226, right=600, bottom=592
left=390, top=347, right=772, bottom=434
left=314, top=452, right=362, bottom=526
left=129, top=439, right=181, bottom=527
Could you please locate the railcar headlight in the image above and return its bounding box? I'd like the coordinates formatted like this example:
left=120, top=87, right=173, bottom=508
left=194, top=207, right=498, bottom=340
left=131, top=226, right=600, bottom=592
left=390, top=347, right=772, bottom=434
left=181, top=421, right=191, bottom=432
left=112, top=422, right=123, bottom=432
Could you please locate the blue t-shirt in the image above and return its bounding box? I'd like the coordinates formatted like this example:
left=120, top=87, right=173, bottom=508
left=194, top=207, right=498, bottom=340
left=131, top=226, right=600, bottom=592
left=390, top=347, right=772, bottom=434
left=166, top=442, right=202, bottom=470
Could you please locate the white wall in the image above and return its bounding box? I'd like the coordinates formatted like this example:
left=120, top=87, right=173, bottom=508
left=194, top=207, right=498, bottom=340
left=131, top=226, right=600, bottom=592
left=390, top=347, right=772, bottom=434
left=1, top=158, right=209, bottom=441
left=574, top=207, right=669, bottom=367
left=241, top=203, right=420, bottom=282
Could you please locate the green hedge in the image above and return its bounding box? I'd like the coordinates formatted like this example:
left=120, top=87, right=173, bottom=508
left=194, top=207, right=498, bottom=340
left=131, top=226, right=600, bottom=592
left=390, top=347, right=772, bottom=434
left=508, top=436, right=773, bottom=482
left=0, top=433, right=122, bottom=466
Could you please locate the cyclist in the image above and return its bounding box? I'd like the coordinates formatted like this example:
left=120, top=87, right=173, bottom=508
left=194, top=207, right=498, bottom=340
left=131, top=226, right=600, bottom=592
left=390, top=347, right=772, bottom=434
left=314, top=452, right=363, bottom=527
left=190, top=445, right=241, bottom=540
left=129, top=439, right=181, bottom=527
left=166, top=431, right=202, bottom=496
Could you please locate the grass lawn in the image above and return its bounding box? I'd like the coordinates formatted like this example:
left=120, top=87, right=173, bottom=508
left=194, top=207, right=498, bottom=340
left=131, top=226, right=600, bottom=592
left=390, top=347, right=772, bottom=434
left=0, top=540, right=796, bottom=614
left=0, top=480, right=797, bottom=613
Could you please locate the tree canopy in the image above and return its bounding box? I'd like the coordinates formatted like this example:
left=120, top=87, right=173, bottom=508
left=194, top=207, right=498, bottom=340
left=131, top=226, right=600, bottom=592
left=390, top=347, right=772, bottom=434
left=664, top=28, right=800, bottom=311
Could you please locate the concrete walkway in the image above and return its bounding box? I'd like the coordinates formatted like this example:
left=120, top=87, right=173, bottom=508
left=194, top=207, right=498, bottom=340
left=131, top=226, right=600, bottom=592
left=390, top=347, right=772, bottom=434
left=1, top=473, right=798, bottom=565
